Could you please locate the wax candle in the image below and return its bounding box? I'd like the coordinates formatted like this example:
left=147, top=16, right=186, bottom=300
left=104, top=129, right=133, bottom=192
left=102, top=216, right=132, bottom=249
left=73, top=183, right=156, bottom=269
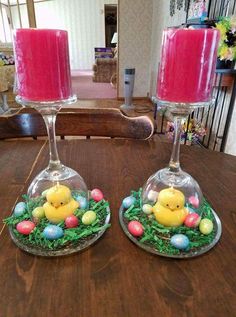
left=157, top=28, right=220, bottom=103
left=14, top=29, right=72, bottom=101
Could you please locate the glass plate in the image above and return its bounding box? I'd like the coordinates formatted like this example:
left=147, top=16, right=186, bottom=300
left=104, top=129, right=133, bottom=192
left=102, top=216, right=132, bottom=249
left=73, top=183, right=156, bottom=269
left=119, top=205, right=222, bottom=259
left=9, top=206, right=110, bottom=257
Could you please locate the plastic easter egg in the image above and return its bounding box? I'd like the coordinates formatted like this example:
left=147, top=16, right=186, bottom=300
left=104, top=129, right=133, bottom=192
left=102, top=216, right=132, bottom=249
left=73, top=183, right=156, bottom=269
left=147, top=190, right=158, bottom=202
left=142, top=204, right=153, bottom=215
left=128, top=220, right=144, bottom=237
left=16, top=220, right=35, bottom=235
left=188, top=196, right=199, bottom=209
left=91, top=188, right=104, bottom=202
left=43, top=225, right=64, bottom=240
left=14, top=202, right=26, bottom=217
left=82, top=210, right=96, bottom=225
left=122, top=196, right=135, bottom=209
left=65, top=215, right=79, bottom=228
left=32, top=207, right=45, bottom=219
left=75, top=196, right=87, bottom=209
left=170, top=234, right=189, bottom=250
left=184, top=212, right=201, bottom=228
left=199, top=219, right=213, bottom=235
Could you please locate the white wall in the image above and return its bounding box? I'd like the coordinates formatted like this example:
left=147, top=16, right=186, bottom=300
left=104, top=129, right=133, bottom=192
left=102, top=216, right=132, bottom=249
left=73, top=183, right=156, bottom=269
left=149, top=0, right=187, bottom=97
left=118, top=0, right=153, bottom=98
left=118, top=0, right=187, bottom=97
left=10, top=0, right=117, bottom=69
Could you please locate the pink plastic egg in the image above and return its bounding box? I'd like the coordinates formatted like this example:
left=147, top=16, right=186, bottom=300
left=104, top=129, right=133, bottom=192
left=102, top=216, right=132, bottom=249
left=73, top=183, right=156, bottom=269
left=128, top=220, right=144, bottom=237
left=184, top=213, right=201, bottom=228
left=91, top=188, right=104, bottom=202
left=16, top=220, right=35, bottom=235
left=188, top=196, right=199, bottom=209
left=65, top=215, right=79, bottom=228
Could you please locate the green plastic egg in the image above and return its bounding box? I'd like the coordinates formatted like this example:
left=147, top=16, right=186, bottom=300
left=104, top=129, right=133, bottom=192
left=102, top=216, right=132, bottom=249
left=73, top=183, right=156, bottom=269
left=142, top=204, right=153, bottom=215
left=199, top=218, right=213, bottom=235
left=32, top=207, right=45, bottom=219
left=82, top=210, right=96, bottom=225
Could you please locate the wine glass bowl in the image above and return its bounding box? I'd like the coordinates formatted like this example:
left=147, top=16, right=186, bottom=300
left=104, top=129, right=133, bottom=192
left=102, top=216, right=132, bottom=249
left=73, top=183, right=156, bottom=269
left=142, top=168, right=204, bottom=214
left=27, top=164, right=88, bottom=200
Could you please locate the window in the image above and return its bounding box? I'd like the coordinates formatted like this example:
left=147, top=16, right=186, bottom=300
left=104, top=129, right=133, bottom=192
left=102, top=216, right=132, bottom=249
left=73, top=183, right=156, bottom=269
left=0, top=6, right=12, bottom=43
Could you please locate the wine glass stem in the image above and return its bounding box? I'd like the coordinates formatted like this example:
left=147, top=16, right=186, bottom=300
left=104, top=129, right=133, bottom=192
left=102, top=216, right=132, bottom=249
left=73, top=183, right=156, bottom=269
left=169, top=115, right=184, bottom=173
left=42, top=113, right=61, bottom=169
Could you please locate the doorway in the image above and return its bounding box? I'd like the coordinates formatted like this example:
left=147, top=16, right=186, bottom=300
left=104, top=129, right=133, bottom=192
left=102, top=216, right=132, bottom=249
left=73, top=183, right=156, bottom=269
left=104, top=4, right=117, bottom=48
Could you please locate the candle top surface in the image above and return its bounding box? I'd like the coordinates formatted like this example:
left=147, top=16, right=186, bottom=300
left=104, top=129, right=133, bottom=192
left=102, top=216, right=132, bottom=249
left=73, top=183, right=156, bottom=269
left=14, top=28, right=68, bottom=33
left=166, top=27, right=216, bottom=31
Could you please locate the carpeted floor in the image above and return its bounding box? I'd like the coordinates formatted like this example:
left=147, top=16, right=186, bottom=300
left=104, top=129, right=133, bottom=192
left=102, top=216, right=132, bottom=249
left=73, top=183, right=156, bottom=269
left=71, top=70, right=117, bottom=99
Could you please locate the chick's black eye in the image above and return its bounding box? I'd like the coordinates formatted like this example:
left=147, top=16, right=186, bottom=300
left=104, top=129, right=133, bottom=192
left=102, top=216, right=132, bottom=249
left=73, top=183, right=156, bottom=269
left=61, top=202, right=63, bottom=205
left=177, top=205, right=179, bottom=208
left=166, top=204, right=169, bottom=207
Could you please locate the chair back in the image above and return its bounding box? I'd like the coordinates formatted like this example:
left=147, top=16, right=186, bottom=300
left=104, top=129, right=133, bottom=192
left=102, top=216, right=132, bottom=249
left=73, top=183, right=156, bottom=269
left=0, top=108, right=154, bottom=140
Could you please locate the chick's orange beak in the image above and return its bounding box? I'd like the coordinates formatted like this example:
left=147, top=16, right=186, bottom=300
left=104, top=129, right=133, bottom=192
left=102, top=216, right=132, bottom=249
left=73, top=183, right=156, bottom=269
left=50, top=202, right=61, bottom=208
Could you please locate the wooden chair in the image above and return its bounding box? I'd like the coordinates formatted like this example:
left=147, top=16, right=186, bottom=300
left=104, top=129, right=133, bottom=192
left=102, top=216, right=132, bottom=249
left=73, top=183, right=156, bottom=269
left=0, top=108, right=154, bottom=140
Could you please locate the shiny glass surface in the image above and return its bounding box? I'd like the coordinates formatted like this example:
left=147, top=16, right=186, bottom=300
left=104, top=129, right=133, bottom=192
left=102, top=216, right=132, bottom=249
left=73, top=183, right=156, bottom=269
left=119, top=205, right=221, bottom=259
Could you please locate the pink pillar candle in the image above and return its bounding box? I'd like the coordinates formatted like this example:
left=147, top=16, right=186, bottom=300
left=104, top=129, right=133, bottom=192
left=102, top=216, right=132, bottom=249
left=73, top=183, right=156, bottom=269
left=14, top=29, right=72, bottom=101
left=157, top=28, right=220, bottom=103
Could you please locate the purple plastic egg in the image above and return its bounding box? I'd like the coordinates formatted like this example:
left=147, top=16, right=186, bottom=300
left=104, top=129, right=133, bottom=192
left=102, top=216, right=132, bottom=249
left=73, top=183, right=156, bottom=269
left=128, top=220, right=144, bottom=237
left=184, top=212, right=201, bottom=228
left=16, top=220, right=35, bottom=235
left=65, top=215, right=79, bottom=228
left=91, top=188, right=104, bottom=202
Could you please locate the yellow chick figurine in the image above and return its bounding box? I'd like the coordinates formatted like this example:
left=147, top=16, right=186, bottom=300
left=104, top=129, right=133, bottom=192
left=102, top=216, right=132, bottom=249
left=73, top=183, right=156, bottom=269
left=43, top=184, right=79, bottom=224
left=152, top=188, right=188, bottom=227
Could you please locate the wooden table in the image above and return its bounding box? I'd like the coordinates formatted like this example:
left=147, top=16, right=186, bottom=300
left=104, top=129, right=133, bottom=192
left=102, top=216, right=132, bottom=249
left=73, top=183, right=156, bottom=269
left=0, top=137, right=236, bottom=317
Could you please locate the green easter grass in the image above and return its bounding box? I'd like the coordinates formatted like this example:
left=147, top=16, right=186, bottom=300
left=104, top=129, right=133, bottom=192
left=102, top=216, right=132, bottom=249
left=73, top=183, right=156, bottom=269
left=4, top=194, right=110, bottom=251
left=121, top=189, right=218, bottom=257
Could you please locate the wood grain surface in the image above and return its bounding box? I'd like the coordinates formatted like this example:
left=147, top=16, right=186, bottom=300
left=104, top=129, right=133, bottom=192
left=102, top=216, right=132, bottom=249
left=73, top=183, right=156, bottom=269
left=0, top=137, right=235, bottom=317
left=0, top=108, right=154, bottom=140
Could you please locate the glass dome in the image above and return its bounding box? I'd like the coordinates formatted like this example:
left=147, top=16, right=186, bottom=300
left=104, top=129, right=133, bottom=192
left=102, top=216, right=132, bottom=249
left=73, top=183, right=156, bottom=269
left=27, top=164, right=88, bottom=200
left=142, top=167, right=203, bottom=227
